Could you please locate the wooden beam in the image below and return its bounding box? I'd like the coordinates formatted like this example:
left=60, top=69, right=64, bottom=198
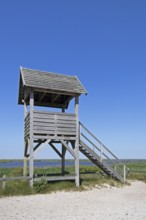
left=29, top=90, right=34, bottom=187
left=63, top=96, right=73, bottom=105
left=34, top=101, right=67, bottom=109
left=33, top=135, right=76, bottom=140
left=24, top=89, right=29, bottom=101
left=38, top=92, right=46, bottom=102
left=60, top=140, right=76, bottom=158
left=49, top=142, right=62, bottom=158
left=26, top=140, right=45, bottom=158
left=33, top=87, right=79, bottom=96
left=51, top=94, right=60, bottom=103
left=34, top=175, right=76, bottom=182
left=34, top=139, right=50, bottom=156
left=61, top=107, right=66, bottom=174
left=75, top=96, right=80, bottom=187
left=23, top=96, right=28, bottom=177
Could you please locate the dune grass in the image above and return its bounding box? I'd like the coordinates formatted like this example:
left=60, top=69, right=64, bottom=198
left=0, top=160, right=146, bottom=197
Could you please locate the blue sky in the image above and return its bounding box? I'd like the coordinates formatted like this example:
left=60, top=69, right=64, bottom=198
left=0, top=0, right=146, bottom=159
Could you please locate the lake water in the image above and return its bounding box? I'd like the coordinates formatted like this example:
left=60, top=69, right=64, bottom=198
left=0, top=160, right=93, bottom=168
left=0, top=159, right=144, bottom=168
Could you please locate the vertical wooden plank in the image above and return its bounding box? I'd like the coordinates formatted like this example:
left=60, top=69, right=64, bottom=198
left=29, top=90, right=34, bottom=187
left=23, top=141, right=27, bottom=176
left=24, top=101, right=28, bottom=119
left=75, top=96, right=80, bottom=187
left=2, top=175, right=6, bottom=191
left=61, top=108, right=65, bottom=174
left=24, top=100, right=28, bottom=177
left=54, top=114, right=57, bottom=138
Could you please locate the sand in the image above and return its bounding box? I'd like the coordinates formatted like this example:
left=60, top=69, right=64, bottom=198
left=0, top=181, right=146, bottom=220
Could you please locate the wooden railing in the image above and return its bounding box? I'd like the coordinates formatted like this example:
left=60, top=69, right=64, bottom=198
left=33, top=110, right=77, bottom=139
left=0, top=175, right=30, bottom=191
left=79, top=122, right=127, bottom=182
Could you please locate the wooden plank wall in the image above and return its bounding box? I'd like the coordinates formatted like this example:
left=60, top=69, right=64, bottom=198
left=33, top=110, right=76, bottom=139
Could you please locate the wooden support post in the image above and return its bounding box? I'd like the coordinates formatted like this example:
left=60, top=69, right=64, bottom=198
left=23, top=100, right=28, bottom=176
left=29, top=90, right=34, bottom=187
left=23, top=155, right=27, bottom=176
left=75, top=96, right=80, bottom=187
left=62, top=145, right=66, bottom=174
left=61, top=108, right=66, bottom=174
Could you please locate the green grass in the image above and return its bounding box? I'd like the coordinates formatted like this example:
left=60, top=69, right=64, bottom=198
left=0, top=160, right=146, bottom=197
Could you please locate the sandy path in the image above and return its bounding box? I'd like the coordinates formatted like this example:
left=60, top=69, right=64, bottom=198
left=0, top=181, right=146, bottom=220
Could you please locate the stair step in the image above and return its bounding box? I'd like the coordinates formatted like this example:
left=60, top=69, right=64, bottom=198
left=79, top=139, right=125, bottom=183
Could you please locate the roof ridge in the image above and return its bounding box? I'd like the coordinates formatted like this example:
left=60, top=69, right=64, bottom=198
left=21, top=66, right=76, bottom=78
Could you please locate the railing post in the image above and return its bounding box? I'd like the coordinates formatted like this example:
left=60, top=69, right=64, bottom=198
left=123, top=165, right=126, bottom=183
left=2, top=175, right=6, bottom=191
left=79, top=122, right=81, bottom=142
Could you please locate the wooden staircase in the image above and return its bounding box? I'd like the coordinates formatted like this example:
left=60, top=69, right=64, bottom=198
left=79, top=122, right=127, bottom=183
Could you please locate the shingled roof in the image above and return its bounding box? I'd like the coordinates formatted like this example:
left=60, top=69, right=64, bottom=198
left=18, top=67, right=87, bottom=108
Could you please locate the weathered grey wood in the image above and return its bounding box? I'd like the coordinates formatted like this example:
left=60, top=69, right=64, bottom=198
left=80, top=122, right=125, bottom=166
left=0, top=176, right=30, bottom=181
left=23, top=98, right=28, bottom=177
left=75, top=96, right=80, bottom=187
left=51, top=94, right=60, bottom=103
left=19, top=67, right=87, bottom=97
left=34, top=175, right=76, bottom=182
left=60, top=140, right=76, bottom=158
left=63, top=96, right=73, bottom=104
left=34, top=101, right=66, bottom=109
left=18, top=67, right=87, bottom=109
left=33, top=121, right=76, bottom=128
left=26, top=140, right=45, bottom=158
left=34, top=88, right=78, bottom=96
left=33, top=110, right=75, bottom=116
left=38, top=92, right=46, bottom=102
left=33, top=118, right=55, bottom=123
left=33, top=126, right=56, bottom=131
left=34, top=114, right=75, bottom=121
left=33, top=122, right=55, bottom=127
left=61, top=145, right=66, bottom=174
left=23, top=100, right=28, bottom=119
left=24, top=87, right=29, bottom=101
left=23, top=156, right=27, bottom=176
left=49, top=142, right=62, bottom=158
left=33, top=139, right=50, bottom=156
left=33, top=130, right=76, bottom=135
left=80, top=132, right=115, bottom=165
left=18, top=67, right=88, bottom=188
left=61, top=108, right=66, bottom=174
left=33, top=135, right=77, bottom=140
left=29, top=90, right=34, bottom=187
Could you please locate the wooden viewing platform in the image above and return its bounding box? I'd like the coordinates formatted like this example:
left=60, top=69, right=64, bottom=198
left=18, top=67, right=127, bottom=187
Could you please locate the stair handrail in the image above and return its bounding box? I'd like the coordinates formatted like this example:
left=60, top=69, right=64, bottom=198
left=79, top=122, right=125, bottom=167
left=81, top=132, right=117, bottom=166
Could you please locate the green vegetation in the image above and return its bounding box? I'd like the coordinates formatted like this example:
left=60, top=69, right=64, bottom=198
left=0, top=160, right=146, bottom=197
left=125, top=160, right=146, bottom=183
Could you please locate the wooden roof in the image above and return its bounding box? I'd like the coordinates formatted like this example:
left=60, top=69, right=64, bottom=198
left=18, top=67, right=87, bottom=108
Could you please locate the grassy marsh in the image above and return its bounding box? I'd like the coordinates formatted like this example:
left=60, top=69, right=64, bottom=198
left=0, top=160, right=146, bottom=197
